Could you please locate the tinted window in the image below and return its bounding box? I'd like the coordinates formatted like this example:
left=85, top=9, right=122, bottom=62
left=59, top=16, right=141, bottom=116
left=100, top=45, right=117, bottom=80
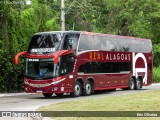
left=101, top=36, right=118, bottom=51
left=101, top=62, right=131, bottom=73
left=78, top=34, right=94, bottom=51
left=101, top=62, right=113, bottom=73
left=107, top=37, right=118, bottom=51
left=78, top=62, right=131, bottom=73
left=101, top=36, right=107, bottom=50
left=28, top=34, right=62, bottom=54
left=63, top=34, right=80, bottom=50
left=135, top=41, right=144, bottom=52
left=94, top=36, right=101, bottom=50
left=78, top=34, right=152, bottom=53
left=97, top=36, right=117, bottom=51
left=60, top=55, right=74, bottom=75
left=78, top=62, right=101, bottom=73
left=135, top=40, right=152, bottom=53
left=147, top=40, right=152, bottom=52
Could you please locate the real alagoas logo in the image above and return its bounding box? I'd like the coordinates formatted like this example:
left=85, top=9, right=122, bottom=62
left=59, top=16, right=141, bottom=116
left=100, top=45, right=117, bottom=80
left=132, top=53, right=147, bottom=84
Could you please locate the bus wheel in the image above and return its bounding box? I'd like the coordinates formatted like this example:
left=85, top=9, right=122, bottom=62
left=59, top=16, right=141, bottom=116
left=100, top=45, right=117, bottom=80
left=71, top=81, right=82, bottom=97
left=43, top=93, right=53, bottom=98
left=129, top=78, right=136, bottom=90
left=55, top=93, right=64, bottom=97
left=83, top=81, right=92, bottom=96
left=135, top=78, right=141, bottom=90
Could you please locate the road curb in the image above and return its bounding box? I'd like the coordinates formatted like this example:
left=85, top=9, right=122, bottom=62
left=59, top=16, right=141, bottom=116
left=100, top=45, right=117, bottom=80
left=0, top=83, right=159, bottom=97
left=0, top=93, right=37, bottom=97
left=151, top=83, right=160, bottom=85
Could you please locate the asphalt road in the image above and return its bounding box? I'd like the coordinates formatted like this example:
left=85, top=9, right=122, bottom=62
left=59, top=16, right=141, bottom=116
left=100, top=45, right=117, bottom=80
left=0, top=83, right=159, bottom=112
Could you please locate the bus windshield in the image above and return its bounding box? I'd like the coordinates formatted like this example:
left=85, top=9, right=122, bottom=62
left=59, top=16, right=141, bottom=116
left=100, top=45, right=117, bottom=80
left=28, top=33, right=62, bottom=54
left=25, top=58, right=56, bottom=79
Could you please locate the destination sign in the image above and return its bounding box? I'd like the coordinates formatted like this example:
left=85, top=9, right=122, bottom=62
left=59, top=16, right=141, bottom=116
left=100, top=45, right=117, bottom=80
left=28, top=59, right=39, bottom=62
left=31, top=48, right=55, bottom=53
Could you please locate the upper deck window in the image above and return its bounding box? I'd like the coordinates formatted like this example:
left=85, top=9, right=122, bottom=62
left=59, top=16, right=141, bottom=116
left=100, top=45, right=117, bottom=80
left=63, top=33, right=80, bottom=50
left=78, top=33, right=152, bottom=53
left=28, top=33, right=62, bottom=54
left=78, top=34, right=94, bottom=51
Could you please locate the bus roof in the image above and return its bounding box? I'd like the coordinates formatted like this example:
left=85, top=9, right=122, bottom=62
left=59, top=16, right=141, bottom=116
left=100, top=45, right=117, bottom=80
left=34, top=31, right=81, bottom=35
left=81, top=32, right=151, bottom=41
left=34, top=31, right=150, bottom=41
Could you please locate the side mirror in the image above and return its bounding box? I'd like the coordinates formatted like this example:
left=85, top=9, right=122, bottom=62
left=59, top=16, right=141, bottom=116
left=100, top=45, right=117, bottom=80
left=14, top=51, right=27, bottom=65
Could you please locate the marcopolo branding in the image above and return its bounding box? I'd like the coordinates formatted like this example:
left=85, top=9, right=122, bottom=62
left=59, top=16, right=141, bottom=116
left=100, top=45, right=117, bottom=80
left=133, top=53, right=147, bottom=84
left=31, top=48, right=55, bottom=53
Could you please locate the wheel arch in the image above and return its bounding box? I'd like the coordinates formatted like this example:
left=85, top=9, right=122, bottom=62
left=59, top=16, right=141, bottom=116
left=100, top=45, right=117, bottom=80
left=130, top=75, right=136, bottom=81
left=75, top=77, right=84, bottom=88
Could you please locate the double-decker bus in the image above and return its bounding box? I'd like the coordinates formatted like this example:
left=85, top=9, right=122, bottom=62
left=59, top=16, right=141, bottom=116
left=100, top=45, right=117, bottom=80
left=14, top=31, right=152, bottom=97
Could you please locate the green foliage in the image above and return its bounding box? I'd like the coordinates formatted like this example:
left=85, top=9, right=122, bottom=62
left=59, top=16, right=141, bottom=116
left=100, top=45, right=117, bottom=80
left=0, top=50, right=24, bottom=92
left=0, top=0, right=60, bottom=93
left=153, top=44, right=160, bottom=67
left=153, top=67, right=160, bottom=83
left=65, top=0, right=108, bottom=32
left=45, top=17, right=60, bottom=31
left=149, top=11, right=160, bottom=44
left=106, top=0, right=159, bottom=37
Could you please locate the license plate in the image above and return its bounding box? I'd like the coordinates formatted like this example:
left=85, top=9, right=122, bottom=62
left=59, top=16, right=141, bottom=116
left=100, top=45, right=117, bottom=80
left=36, top=90, right=42, bottom=93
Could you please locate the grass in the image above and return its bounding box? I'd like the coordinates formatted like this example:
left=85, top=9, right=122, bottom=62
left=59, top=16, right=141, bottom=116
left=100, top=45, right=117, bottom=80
left=153, top=67, right=160, bottom=83
left=37, top=90, right=160, bottom=120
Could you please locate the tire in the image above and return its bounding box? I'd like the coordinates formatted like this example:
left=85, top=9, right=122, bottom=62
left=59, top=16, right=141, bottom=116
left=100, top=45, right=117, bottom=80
left=70, top=81, right=82, bottom=97
left=55, top=93, right=64, bottom=97
left=135, top=78, right=141, bottom=90
left=83, top=81, right=92, bottom=96
left=129, top=78, right=136, bottom=90
left=43, top=93, right=53, bottom=98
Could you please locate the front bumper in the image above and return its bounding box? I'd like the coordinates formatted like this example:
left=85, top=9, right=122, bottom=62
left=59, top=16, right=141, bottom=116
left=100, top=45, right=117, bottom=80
left=24, top=77, right=73, bottom=93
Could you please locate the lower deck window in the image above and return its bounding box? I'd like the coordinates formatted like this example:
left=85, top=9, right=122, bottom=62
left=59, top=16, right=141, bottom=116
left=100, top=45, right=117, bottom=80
left=78, top=62, right=131, bottom=74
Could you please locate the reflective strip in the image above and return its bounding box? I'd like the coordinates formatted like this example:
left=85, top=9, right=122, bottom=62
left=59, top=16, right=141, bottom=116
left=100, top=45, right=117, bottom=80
left=51, top=78, right=66, bottom=85
left=77, top=72, right=130, bottom=75
left=27, top=78, right=66, bottom=87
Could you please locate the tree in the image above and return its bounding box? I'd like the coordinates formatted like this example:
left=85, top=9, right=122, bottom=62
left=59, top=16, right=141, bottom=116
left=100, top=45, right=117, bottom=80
left=65, top=0, right=108, bottom=32
left=0, top=0, right=60, bottom=92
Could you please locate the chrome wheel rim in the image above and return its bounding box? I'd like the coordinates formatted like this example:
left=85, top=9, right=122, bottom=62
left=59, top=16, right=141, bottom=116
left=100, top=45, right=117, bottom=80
left=75, top=84, right=80, bottom=95
left=86, top=83, right=91, bottom=94
left=136, top=80, right=141, bottom=89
